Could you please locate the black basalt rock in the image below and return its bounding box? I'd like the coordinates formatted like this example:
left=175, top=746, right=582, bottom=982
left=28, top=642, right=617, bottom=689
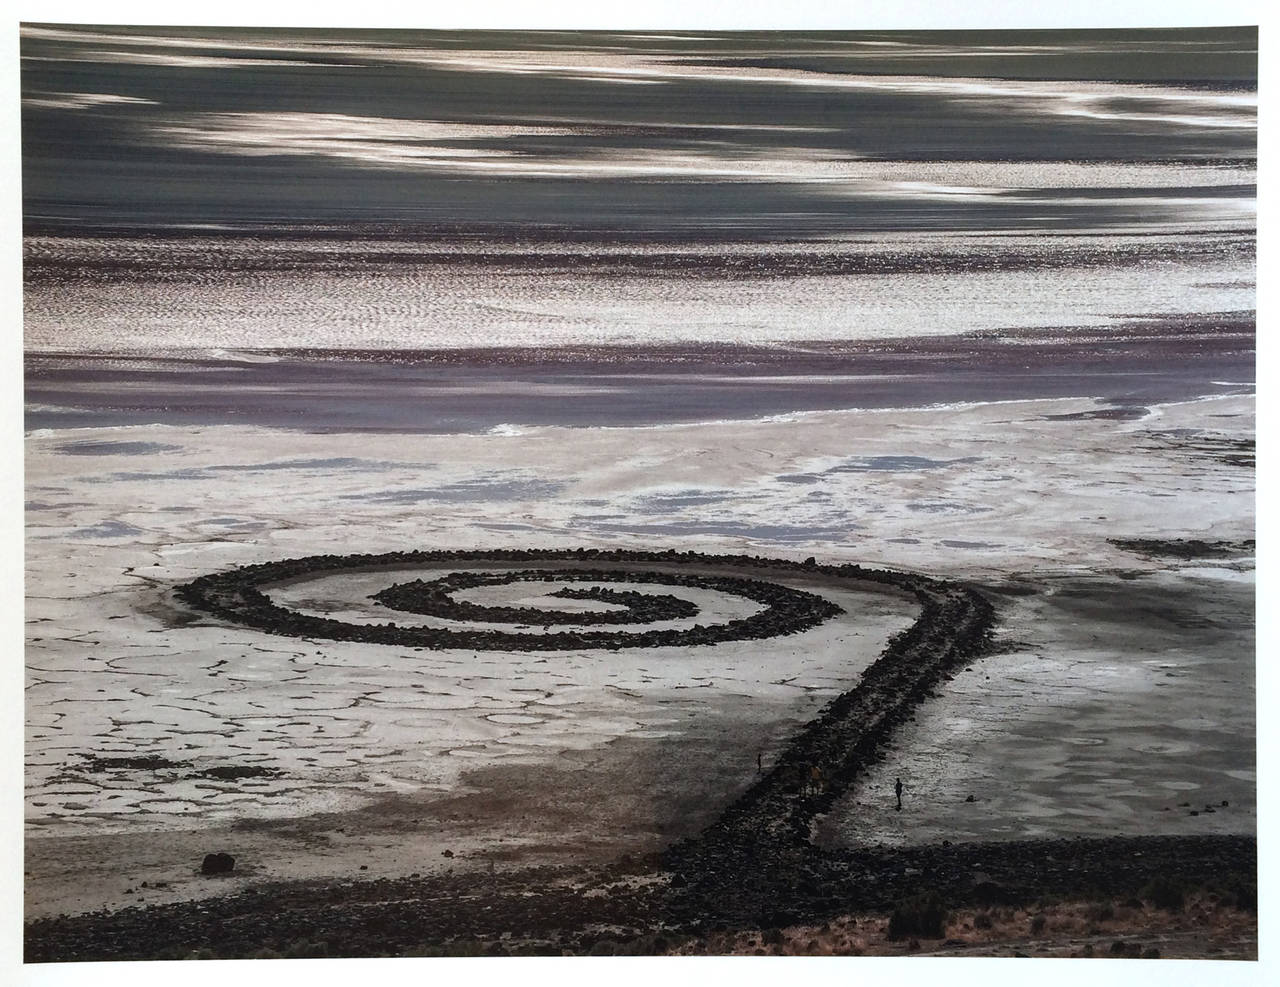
left=200, top=852, right=235, bottom=876
left=176, top=551, right=847, bottom=652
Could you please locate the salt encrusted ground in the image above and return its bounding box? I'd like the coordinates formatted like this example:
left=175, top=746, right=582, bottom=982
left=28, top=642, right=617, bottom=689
left=23, top=391, right=1254, bottom=919
left=814, top=568, right=1255, bottom=848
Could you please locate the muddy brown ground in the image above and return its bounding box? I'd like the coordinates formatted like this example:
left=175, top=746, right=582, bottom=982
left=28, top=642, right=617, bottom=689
left=23, top=708, right=805, bottom=920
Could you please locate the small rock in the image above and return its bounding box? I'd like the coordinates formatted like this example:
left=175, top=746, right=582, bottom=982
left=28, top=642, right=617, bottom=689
left=965, top=795, right=976, bottom=803
left=442, top=849, right=454, bottom=858
left=200, top=852, right=235, bottom=875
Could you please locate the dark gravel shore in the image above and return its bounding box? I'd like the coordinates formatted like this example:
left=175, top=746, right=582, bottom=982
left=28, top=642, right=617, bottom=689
left=24, top=833, right=1255, bottom=960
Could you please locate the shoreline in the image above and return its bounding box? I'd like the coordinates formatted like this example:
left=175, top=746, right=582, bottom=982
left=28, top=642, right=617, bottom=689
left=24, top=315, right=1256, bottom=434
left=23, top=834, right=1257, bottom=961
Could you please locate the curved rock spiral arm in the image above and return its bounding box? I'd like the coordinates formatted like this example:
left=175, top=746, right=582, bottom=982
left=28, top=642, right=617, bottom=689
left=175, top=548, right=850, bottom=650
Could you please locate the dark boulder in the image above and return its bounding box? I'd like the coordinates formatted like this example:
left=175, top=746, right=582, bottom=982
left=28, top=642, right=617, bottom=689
left=200, top=852, right=235, bottom=875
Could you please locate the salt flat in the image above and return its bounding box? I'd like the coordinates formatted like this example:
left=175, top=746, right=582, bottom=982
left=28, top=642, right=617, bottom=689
left=23, top=389, right=1254, bottom=918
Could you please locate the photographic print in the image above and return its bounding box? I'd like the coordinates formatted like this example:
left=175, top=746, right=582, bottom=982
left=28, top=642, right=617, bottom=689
left=20, top=17, right=1258, bottom=963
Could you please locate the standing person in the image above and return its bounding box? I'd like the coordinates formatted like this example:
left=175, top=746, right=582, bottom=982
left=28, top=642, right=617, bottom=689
left=895, top=777, right=904, bottom=811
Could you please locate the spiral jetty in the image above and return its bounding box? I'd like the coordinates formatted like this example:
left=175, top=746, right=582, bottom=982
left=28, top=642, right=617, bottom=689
left=24, top=550, right=1255, bottom=959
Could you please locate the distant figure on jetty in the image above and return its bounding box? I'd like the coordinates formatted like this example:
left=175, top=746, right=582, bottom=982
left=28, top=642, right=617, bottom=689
left=807, top=764, right=825, bottom=795
left=757, top=751, right=763, bottom=774
left=895, top=777, right=904, bottom=811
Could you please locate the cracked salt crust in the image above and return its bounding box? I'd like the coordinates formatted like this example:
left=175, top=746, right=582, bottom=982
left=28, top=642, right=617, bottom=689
left=23, top=391, right=1254, bottom=914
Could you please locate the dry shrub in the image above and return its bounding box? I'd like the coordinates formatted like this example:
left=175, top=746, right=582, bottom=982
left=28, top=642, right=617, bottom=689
left=887, top=892, right=948, bottom=940
left=1141, top=877, right=1185, bottom=912
left=1086, top=902, right=1115, bottom=922
left=1221, top=878, right=1258, bottom=914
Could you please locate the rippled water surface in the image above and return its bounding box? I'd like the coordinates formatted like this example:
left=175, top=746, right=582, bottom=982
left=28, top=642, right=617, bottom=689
left=21, top=25, right=1256, bottom=233
left=22, top=25, right=1255, bottom=353
left=23, top=231, right=1255, bottom=352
